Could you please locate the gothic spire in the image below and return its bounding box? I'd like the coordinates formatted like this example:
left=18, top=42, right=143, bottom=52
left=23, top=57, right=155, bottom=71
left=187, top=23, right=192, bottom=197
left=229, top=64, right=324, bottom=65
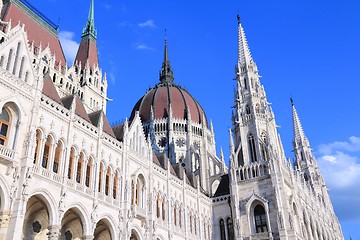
left=82, top=0, right=97, bottom=40
left=160, top=30, right=174, bottom=84
left=74, top=0, right=99, bottom=69
left=237, top=15, right=253, bottom=67
left=291, top=98, right=307, bottom=144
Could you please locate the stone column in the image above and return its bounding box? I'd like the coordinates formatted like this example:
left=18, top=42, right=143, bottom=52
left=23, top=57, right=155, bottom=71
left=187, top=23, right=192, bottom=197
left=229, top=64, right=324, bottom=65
left=48, top=225, right=61, bottom=240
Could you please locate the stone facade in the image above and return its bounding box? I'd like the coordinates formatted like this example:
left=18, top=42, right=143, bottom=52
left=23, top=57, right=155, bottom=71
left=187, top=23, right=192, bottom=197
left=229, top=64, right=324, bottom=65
left=0, top=1, right=343, bottom=240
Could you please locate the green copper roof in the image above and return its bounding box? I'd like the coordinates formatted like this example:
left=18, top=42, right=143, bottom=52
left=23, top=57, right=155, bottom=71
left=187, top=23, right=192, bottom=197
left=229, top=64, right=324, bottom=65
left=82, top=0, right=97, bottom=40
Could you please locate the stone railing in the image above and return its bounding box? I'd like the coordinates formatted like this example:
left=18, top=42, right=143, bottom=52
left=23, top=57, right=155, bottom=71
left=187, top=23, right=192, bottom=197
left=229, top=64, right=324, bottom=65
left=236, top=161, right=270, bottom=182
left=0, top=144, right=15, bottom=165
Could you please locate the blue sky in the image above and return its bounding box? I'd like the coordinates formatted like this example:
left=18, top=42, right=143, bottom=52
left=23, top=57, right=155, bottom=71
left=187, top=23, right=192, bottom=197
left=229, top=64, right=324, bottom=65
left=39, top=0, right=360, bottom=238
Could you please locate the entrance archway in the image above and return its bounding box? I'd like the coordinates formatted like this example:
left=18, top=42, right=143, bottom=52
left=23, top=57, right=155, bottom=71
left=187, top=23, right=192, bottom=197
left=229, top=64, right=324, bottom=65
left=23, top=196, right=50, bottom=240
left=94, top=219, right=113, bottom=240
left=60, top=208, right=84, bottom=240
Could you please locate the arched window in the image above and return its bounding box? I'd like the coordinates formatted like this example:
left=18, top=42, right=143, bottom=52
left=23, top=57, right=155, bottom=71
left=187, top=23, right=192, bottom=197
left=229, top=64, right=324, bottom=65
left=194, top=215, right=197, bottom=235
left=67, top=147, right=75, bottom=179
left=105, top=167, right=111, bottom=196
left=245, top=105, right=251, bottom=114
left=162, top=198, right=166, bottom=221
left=113, top=171, right=119, bottom=199
left=190, top=214, right=193, bottom=233
left=179, top=208, right=182, bottom=228
left=76, top=153, right=84, bottom=183
left=156, top=196, right=160, bottom=218
left=135, top=175, right=145, bottom=207
left=260, top=133, right=269, bottom=161
left=12, top=42, right=21, bottom=75
left=98, top=163, right=104, bottom=192
left=53, top=140, right=63, bottom=173
left=18, top=56, right=25, bottom=79
left=85, top=158, right=92, bottom=187
left=227, top=217, right=234, bottom=239
left=0, top=109, right=10, bottom=146
left=174, top=205, right=177, bottom=226
left=34, top=130, right=42, bottom=164
left=42, top=135, right=53, bottom=169
left=219, top=218, right=226, bottom=240
left=6, top=49, right=13, bottom=71
left=248, top=134, right=257, bottom=162
left=254, top=205, right=267, bottom=233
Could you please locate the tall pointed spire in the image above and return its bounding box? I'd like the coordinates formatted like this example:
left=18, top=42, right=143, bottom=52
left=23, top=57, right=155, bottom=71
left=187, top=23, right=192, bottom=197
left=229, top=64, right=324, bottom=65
left=291, top=98, right=307, bottom=144
left=160, top=30, right=174, bottom=84
left=82, top=0, right=97, bottom=40
left=237, top=15, right=253, bottom=67
left=74, top=0, right=99, bottom=69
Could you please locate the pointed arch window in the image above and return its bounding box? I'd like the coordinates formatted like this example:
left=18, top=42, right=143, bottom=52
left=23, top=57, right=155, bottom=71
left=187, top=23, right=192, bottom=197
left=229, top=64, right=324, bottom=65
left=248, top=134, right=257, bottom=162
left=254, top=204, right=268, bottom=233
left=98, top=163, right=104, bottom=192
left=135, top=175, right=145, bottom=207
left=53, top=141, right=63, bottom=173
left=105, top=167, right=111, bottom=196
left=34, top=130, right=42, bottom=164
left=6, top=49, right=13, bottom=71
left=219, top=218, right=226, bottom=240
left=227, top=217, right=234, bottom=239
left=174, top=205, right=177, bottom=226
left=162, top=198, right=166, bottom=221
left=85, top=158, right=92, bottom=187
left=113, top=171, right=119, bottom=199
left=68, top=147, right=75, bottom=179
left=42, top=135, right=53, bottom=169
left=260, top=133, right=269, bottom=161
left=156, top=196, right=160, bottom=218
left=190, top=214, right=193, bottom=233
left=0, top=109, right=10, bottom=146
left=245, top=105, right=251, bottom=114
left=76, top=152, right=84, bottom=183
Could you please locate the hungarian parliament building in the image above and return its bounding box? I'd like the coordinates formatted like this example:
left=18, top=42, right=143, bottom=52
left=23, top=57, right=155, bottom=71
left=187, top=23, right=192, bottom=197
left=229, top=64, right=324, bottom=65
left=0, top=0, right=343, bottom=239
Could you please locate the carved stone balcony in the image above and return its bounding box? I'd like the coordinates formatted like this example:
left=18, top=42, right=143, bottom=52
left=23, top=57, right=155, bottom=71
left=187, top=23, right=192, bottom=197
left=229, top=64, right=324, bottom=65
left=131, top=205, right=147, bottom=220
left=0, top=145, right=15, bottom=166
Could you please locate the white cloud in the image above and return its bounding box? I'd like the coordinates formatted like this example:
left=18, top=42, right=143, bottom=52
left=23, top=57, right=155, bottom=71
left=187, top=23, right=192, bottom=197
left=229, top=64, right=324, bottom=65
left=138, top=20, right=156, bottom=28
left=58, top=31, right=79, bottom=65
left=318, top=136, right=360, bottom=155
left=316, top=136, right=360, bottom=222
left=135, top=44, right=155, bottom=51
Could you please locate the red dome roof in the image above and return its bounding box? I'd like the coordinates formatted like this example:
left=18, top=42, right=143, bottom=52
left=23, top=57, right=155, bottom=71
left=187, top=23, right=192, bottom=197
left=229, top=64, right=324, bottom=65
left=131, top=83, right=207, bottom=126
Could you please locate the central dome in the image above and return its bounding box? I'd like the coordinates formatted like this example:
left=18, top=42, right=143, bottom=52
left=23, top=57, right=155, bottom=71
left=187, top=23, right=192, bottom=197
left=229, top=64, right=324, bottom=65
left=130, top=83, right=207, bottom=126
left=130, top=38, right=207, bottom=126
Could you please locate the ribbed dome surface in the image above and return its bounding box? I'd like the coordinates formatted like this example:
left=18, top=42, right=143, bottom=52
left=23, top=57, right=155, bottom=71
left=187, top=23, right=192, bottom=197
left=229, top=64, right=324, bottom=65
left=131, top=83, right=207, bottom=126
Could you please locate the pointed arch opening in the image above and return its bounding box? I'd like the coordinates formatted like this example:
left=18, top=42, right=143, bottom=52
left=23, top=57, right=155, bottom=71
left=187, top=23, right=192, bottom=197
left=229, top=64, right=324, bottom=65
left=53, top=140, right=63, bottom=173
left=42, top=135, right=53, bottom=169
left=23, top=195, right=50, bottom=239
left=248, top=134, right=257, bottom=162
left=254, top=204, right=268, bottom=233
left=219, top=218, right=226, bottom=240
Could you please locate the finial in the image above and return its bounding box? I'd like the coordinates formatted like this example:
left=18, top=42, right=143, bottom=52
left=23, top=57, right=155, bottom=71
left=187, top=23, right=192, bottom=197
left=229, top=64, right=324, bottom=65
left=290, top=96, right=294, bottom=106
left=237, top=14, right=241, bottom=25
left=82, top=0, right=97, bottom=40
left=159, top=31, right=174, bottom=84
